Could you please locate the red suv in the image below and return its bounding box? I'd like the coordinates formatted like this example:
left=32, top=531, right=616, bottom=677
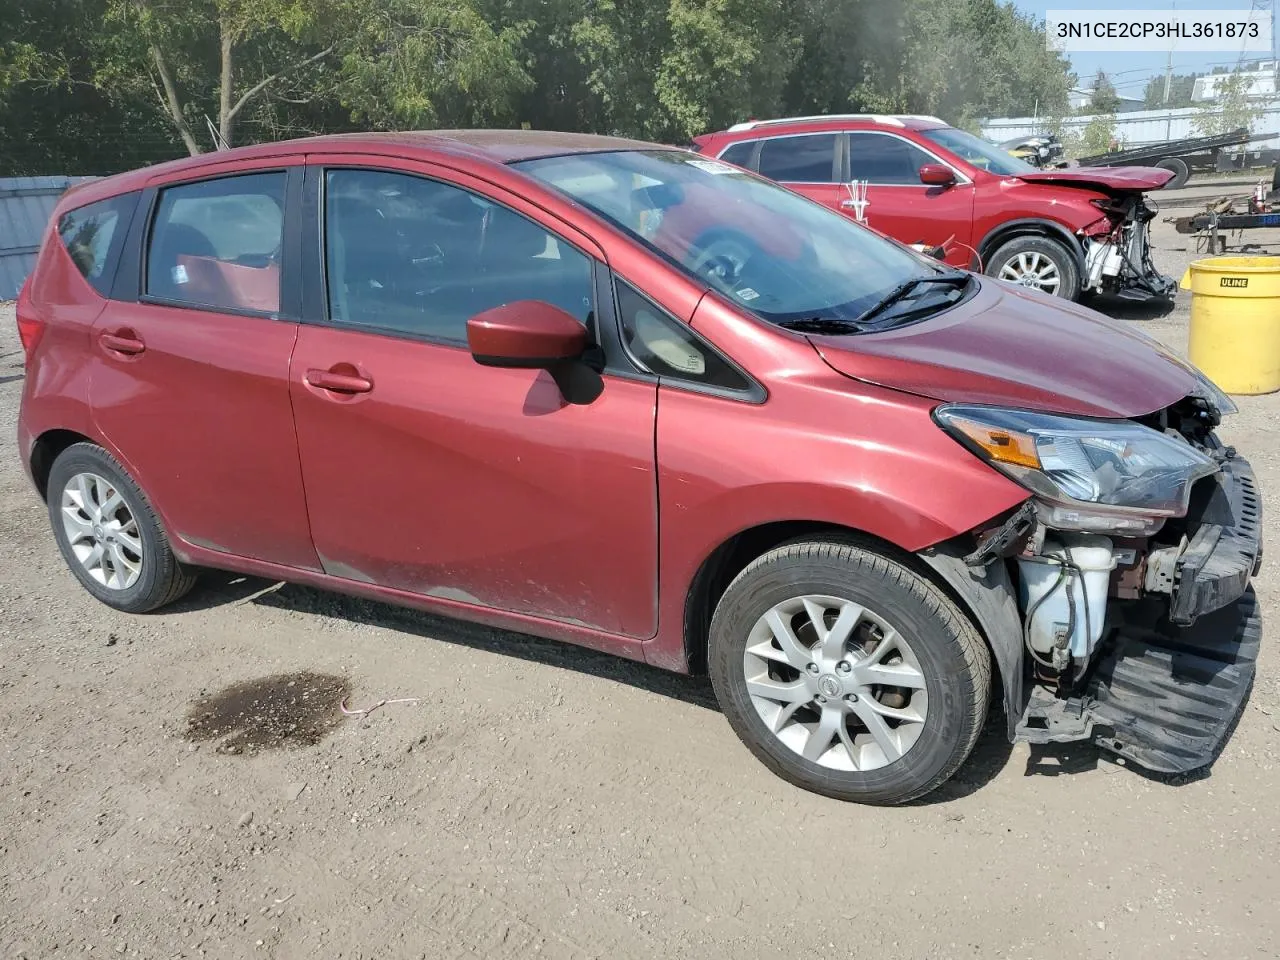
left=17, top=131, right=1259, bottom=804
left=693, top=114, right=1176, bottom=303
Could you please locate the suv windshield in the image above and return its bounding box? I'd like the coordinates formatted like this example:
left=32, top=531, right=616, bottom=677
left=920, top=127, right=1036, bottom=177
left=515, top=150, right=942, bottom=327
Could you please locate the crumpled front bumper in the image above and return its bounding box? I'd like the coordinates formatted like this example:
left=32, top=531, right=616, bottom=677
left=1015, top=453, right=1263, bottom=774
left=1169, top=454, right=1263, bottom=625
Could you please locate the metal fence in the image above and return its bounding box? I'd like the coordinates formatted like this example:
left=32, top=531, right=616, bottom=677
left=981, top=103, right=1280, bottom=147
left=0, top=176, right=92, bottom=301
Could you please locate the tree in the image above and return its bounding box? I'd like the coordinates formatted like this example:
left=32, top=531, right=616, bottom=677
left=1087, top=69, right=1120, bottom=114
left=1143, top=72, right=1197, bottom=109
left=1192, top=71, right=1266, bottom=136
left=1079, top=112, right=1118, bottom=156
left=97, top=0, right=531, bottom=155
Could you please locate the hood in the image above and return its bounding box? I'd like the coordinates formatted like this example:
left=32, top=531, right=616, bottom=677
left=809, top=278, right=1197, bottom=419
left=1012, top=165, right=1174, bottom=193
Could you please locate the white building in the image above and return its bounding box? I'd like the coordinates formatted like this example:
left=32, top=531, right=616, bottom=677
left=1192, top=63, right=1278, bottom=102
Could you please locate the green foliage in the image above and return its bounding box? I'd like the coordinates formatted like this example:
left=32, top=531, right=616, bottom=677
left=1, top=0, right=1078, bottom=174
left=1087, top=69, right=1120, bottom=114
left=1079, top=113, right=1118, bottom=157
left=1143, top=72, right=1198, bottom=109
left=1192, top=72, right=1267, bottom=137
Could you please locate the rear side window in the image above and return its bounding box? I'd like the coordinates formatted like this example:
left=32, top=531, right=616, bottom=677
left=57, top=194, right=134, bottom=295
left=719, top=141, right=756, bottom=169
left=757, top=134, right=838, bottom=183
left=145, top=172, right=286, bottom=315
left=847, top=133, right=936, bottom=185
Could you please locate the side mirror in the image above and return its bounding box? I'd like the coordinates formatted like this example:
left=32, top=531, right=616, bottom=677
left=919, top=164, right=956, bottom=187
left=467, top=300, right=587, bottom=369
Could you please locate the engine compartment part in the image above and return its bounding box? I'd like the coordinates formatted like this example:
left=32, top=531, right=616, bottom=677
left=1016, top=535, right=1115, bottom=663
left=1081, top=195, right=1176, bottom=302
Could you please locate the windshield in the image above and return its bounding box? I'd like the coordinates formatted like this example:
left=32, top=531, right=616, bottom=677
left=514, top=150, right=940, bottom=326
left=920, top=127, right=1037, bottom=177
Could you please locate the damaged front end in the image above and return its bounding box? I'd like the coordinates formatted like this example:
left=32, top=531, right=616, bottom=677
left=1081, top=195, right=1177, bottom=302
left=937, top=386, right=1262, bottom=774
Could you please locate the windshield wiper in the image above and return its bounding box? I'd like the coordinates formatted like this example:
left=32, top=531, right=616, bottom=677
left=855, top=272, right=970, bottom=326
left=776, top=316, right=871, bottom=334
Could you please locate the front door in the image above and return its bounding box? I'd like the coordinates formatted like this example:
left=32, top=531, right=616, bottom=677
left=845, top=131, right=976, bottom=268
left=90, top=164, right=319, bottom=570
left=289, top=160, right=659, bottom=637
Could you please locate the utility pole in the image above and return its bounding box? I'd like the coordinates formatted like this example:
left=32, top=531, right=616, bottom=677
left=1163, top=50, right=1173, bottom=105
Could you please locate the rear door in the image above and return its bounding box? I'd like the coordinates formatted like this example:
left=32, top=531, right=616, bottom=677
left=844, top=131, right=976, bottom=267
left=90, top=160, right=319, bottom=570
left=288, top=156, right=659, bottom=637
left=751, top=133, right=847, bottom=212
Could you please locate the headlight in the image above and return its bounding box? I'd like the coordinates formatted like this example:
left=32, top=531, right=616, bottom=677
left=935, top=404, right=1219, bottom=535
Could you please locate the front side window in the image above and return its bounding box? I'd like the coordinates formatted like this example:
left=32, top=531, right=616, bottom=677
left=146, top=172, right=286, bottom=314
left=516, top=150, right=934, bottom=328
left=846, top=133, right=936, bottom=185
left=920, top=126, right=1035, bottom=176
left=58, top=194, right=134, bottom=294
left=756, top=134, right=838, bottom=183
left=615, top=279, right=751, bottom=392
left=323, top=168, right=594, bottom=343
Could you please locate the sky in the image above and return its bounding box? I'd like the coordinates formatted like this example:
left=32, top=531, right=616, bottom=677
left=1011, top=0, right=1277, bottom=96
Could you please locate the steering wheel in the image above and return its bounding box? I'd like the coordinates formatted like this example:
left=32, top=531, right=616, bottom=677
left=689, top=234, right=756, bottom=286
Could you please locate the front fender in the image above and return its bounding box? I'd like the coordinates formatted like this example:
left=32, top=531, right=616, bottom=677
left=919, top=543, right=1026, bottom=740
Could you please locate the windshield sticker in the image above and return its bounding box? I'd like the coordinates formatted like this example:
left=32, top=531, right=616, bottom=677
left=737, top=287, right=760, bottom=301
left=171, top=264, right=189, bottom=284
left=686, top=159, right=739, bottom=176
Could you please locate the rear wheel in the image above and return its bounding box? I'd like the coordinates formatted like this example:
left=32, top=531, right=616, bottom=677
left=708, top=538, right=991, bottom=805
left=1155, top=157, right=1190, bottom=189
left=985, top=235, right=1081, bottom=300
left=47, top=442, right=197, bottom=613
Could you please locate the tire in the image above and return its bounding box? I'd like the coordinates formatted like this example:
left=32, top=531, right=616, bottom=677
left=47, top=442, right=197, bottom=613
left=708, top=538, right=991, bottom=805
left=1155, top=157, right=1190, bottom=190
left=985, top=234, right=1081, bottom=301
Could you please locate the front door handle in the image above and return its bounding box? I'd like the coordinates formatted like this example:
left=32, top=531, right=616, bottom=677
left=305, top=368, right=374, bottom=394
left=99, top=331, right=146, bottom=356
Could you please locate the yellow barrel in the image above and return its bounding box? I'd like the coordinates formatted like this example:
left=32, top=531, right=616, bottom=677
left=1180, top=256, right=1280, bottom=395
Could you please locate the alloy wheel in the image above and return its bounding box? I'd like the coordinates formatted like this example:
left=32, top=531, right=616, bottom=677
left=60, top=471, right=143, bottom=590
left=998, top=250, right=1062, bottom=294
left=742, top=595, right=929, bottom=771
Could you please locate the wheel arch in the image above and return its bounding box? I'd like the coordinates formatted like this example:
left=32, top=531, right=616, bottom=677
left=681, top=521, right=1022, bottom=733
left=977, top=218, right=1085, bottom=274
left=29, top=428, right=98, bottom=501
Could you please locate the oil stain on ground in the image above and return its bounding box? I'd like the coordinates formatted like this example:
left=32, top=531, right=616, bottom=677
left=184, top=671, right=352, bottom=755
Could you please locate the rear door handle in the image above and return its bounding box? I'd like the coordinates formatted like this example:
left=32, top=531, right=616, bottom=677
left=99, top=331, right=146, bottom=356
left=305, top=369, right=374, bottom=394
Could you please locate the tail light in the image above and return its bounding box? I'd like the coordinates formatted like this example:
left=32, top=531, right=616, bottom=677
left=15, top=282, right=45, bottom=360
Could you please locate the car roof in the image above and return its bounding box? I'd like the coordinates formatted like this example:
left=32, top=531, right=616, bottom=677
left=58, top=129, right=669, bottom=209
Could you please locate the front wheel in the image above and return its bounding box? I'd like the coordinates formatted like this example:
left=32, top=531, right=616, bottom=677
left=708, top=539, right=991, bottom=805
left=985, top=235, right=1081, bottom=300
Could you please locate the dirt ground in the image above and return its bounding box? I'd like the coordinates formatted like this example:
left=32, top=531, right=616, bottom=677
left=2, top=197, right=1280, bottom=960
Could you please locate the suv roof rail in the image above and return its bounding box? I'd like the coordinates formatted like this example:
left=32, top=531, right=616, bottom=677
left=725, top=114, right=946, bottom=132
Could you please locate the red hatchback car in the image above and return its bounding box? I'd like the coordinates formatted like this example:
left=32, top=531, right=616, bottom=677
left=693, top=114, right=1176, bottom=303
left=17, top=131, right=1261, bottom=804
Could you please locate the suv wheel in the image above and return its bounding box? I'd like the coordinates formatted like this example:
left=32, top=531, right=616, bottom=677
left=708, top=538, right=991, bottom=805
left=986, top=235, right=1080, bottom=300
left=47, top=442, right=197, bottom=613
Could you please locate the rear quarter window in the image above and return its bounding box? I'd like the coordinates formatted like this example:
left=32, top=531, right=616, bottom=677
left=56, top=193, right=137, bottom=295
